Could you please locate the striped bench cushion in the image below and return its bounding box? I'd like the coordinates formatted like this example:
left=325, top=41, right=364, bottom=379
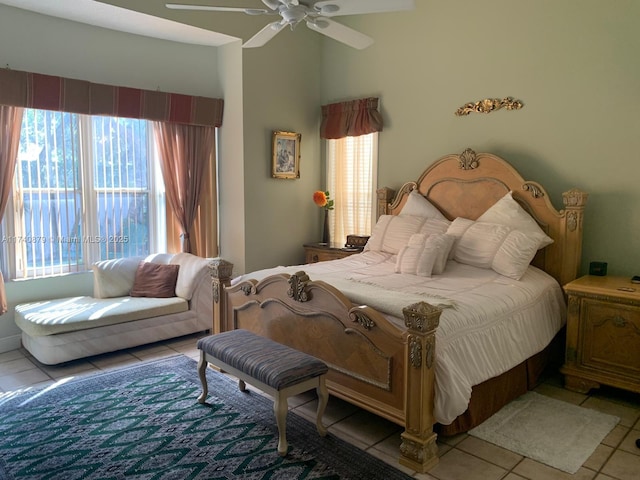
left=197, top=330, right=328, bottom=390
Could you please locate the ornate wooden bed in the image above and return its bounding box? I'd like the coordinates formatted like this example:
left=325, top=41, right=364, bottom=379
left=209, top=148, right=588, bottom=472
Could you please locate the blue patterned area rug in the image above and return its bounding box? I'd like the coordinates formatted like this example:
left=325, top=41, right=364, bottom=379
left=0, top=355, right=412, bottom=480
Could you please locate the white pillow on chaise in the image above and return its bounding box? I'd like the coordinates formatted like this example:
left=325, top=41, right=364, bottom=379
left=92, top=256, right=145, bottom=298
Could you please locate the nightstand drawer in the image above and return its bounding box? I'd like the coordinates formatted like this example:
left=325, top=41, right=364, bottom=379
left=579, top=298, right=640, bottom=377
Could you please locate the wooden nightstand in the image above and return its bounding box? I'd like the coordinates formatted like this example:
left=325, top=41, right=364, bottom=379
left=303, top=243, right=362, bottom=263
left=561, top=275, right=640, bottom=394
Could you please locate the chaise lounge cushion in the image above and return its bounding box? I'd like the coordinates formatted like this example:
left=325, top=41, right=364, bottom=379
left=14, top=295, right=188, bottom=336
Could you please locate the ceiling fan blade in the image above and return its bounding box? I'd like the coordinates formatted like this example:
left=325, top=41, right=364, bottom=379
left=243, top=21, right=286, bottom=48
left=166, top=4, right=268, bottom=14
left=314, top=0, right=414, bottom=16
left=306, top=18, right=373, bottom=49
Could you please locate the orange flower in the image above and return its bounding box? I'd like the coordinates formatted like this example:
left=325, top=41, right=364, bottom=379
left=313, top=191, right=334, bottom=210
left=313, top=190, right=328, bottom=208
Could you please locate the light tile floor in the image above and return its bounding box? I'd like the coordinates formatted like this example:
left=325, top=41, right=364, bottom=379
left=1, top=333, right=639, bottom=480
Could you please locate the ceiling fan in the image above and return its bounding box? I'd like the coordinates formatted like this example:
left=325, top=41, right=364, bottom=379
left=166, top=0, right=415, bottom=49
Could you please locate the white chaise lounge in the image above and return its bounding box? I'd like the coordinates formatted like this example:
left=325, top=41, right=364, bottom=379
left=14, top=253, right=213, bottom=365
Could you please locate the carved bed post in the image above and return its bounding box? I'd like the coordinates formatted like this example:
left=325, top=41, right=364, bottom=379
left=560, top=189, right=588, bottom=286
left=399, top=301, right=441, bottom=472
left=377, top=186, right=395, bottom=218
left=209, top=258, right=233, bottom=334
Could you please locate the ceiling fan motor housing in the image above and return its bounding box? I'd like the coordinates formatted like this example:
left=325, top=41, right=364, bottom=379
left=280, top=5, right=309, bottom=26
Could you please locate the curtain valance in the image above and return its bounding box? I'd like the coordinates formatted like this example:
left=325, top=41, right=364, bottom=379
left=0, top=68, right=223, bottom=127
left=320, top=97, right=382, bottom=139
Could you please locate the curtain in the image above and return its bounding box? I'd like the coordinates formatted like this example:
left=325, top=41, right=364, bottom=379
left=0, top=105, right=24, bottom=315
left=320, top=97, right=383, bottom=140
left=0, top=68, right=223, bottom=127
left=154, top=122, right=217, bottom=256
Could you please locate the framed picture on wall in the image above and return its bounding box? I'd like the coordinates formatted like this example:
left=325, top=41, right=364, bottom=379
left=272, top=130, right=301, bottom=179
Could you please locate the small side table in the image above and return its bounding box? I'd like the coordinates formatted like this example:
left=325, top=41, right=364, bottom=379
left=561, top=275, right=640, bottom=394
left=303, top=242, right=362, bottom=263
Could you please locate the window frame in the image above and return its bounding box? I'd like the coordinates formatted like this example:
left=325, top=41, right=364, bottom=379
left=1, top=109, right=165, bottom=280
left=325, top=132, right=378, bottom=246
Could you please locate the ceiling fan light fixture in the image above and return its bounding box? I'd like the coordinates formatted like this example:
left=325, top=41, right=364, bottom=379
left=319, top=4, right=340, bottom=14
left=312, top=18, right=330, bottom=29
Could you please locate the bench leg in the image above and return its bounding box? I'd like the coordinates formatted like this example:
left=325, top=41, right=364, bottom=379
left=197, top=351, right=208, bottom=404
left=238, top=379, right=247, bottom=392
left=274, top=392, right=289, bottom=456
left=316, top=375, right=328, bottom=436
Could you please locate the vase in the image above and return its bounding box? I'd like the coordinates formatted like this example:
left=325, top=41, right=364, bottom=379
left=321, top=209, right=330, bottom=245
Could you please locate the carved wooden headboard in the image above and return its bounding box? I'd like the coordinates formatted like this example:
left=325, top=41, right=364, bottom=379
left=377, top=148, right=588, bottom=287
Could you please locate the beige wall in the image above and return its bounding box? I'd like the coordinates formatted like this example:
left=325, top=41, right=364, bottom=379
left=320, top=0, right=640, bottom=277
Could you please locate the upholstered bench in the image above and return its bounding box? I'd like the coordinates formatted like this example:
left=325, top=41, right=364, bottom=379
left=196, top=329, right=329, bottom=456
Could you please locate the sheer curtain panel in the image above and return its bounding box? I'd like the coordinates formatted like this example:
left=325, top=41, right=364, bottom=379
left=0, top=105, right=24, bottom=314
left=154, top=123, right=217, bottom=256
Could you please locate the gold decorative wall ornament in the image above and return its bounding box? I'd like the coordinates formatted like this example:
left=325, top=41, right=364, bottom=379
left=455, top=97, right=523, bottom=116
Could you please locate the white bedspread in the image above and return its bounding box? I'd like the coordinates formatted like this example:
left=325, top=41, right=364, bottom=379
left=233, top=251, right=566, bottom=425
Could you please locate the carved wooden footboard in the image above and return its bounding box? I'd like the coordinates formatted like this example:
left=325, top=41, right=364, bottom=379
left=210, top=263, right=441, bottom=471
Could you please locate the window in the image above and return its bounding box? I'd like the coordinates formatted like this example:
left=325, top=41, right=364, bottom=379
left=1, top=108, right=165, bottom=279
left=326, top=132, right=378, bottom=245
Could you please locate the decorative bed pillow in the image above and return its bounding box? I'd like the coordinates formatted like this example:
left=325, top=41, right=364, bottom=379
left=418, top=217, right=451, bottom=237
left=452, top=221, right=513, bottom=269
left=447, top=219, right=540, bottom=279
left=395, top=242, right=439, bottom=277
left=426, top=233, right=456, bottom=274
left=492, top=229, right=541, bottom=279
left=395, top=233, right=455, bottom=276
left=364, top=215, right=426, bottom=254
left=477, top=191, right=553, bottom=249
left=400, top=190, right=448, bottom=221
left=130, top=262, right=180, bottom=298
left=92, top=256, right=145, bottom=298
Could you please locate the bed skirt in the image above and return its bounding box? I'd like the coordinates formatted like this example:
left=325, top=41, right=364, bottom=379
left=437, top=328, right=565, bottom=436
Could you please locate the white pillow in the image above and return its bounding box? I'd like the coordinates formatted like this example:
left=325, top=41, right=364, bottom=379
left=453, top=222, right=512, bottom=269
left=445, top=217, right=474, bottom=259
left=477, top=191, right=553, bottom=249
left=492, top=230, right=540, bottom=280
left=170, top=252, right=211, bottom=300
left=395, top=243, right=439, bottom=277
left=447, top=219, right=541, bottom=280
left=426, top=234, right=456, bottom=274
left=400, top=190, right=448, bottom=221
left=418, top=217, right=451, bottom=237
left=92, top=256, right=145, bottom=298
left=365, top=215, right=426, bottom=254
